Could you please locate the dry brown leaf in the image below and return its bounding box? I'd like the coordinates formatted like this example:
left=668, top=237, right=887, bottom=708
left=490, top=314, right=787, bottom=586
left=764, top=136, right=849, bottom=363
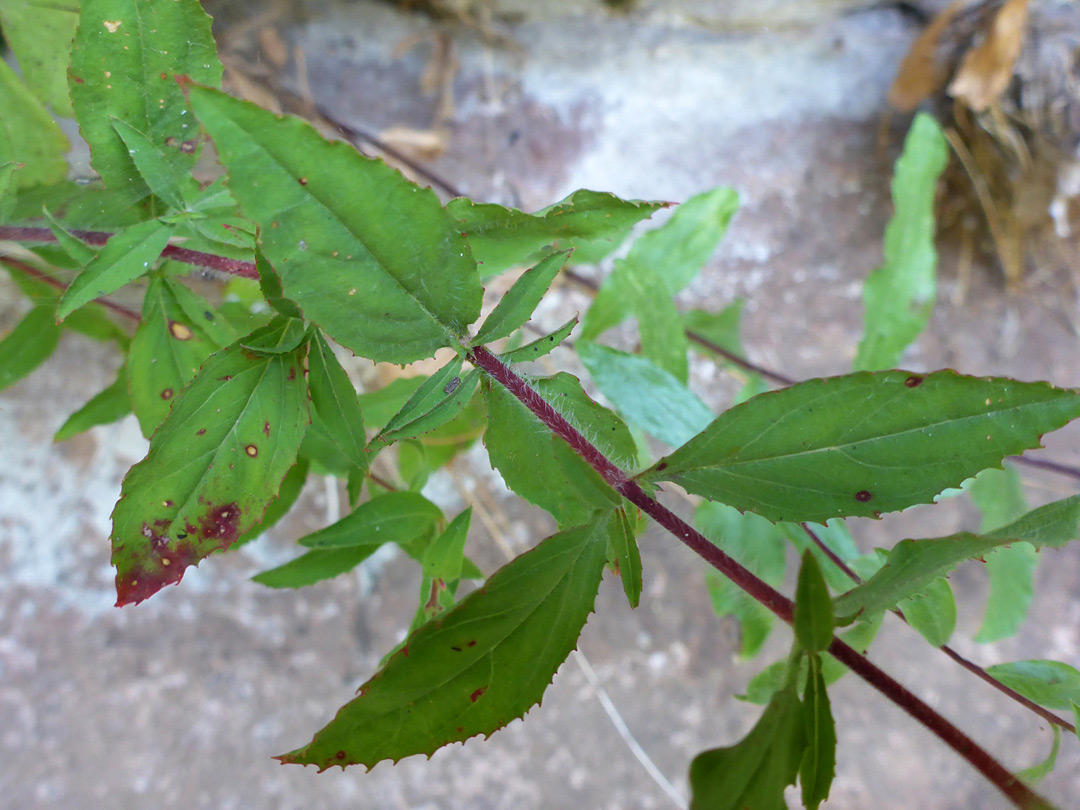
left=889, top=0, right=965, bottom=112
left=948, top=0, right=1031, bottom=112
left=378, top=126, right=449, bottom=161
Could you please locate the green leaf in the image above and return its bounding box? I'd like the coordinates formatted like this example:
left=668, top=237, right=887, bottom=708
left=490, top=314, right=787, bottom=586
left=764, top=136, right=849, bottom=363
left=356, top=376, right=426, bottom=431
left=739, top=614, right=885, bottom=706
left=833, top=494, right=1080, bottom=620
left=111, top=117, right=202, bottom=211
left=412, top=508, right=474, bottom=624
left=300, top=418, right=357, bottom=477
left=54, top=365, right=132, bottom=441
left=167, top=277, right=240, bottom=348
left=584, top=186, right=739, bottom=339
left=0, top=161, right=16, bottom=221
left=110, top=325, right=309, bottom=605
left=979, top=540, right=1038, bottom=643
left=473, top=251, right=569, bottom=344
left=239, top=315, right=307, bottom=354
left=629, top=186, right=739, bottom=294
left=646, top=370, right=1080, bottom=524
left=584, top=255, right=688, bottom=380
left=58, top=220, right=174, bottom=320
left=1018, top=727, right=1061, bottom=785
left=0, top=305, right=62, bottom=390
left=578, top=340, right=713, bottom=447
left=253, top=546, right=377, bottom=589
left=689, top=682, right=806, bottom=810
left=69, top=0, right=222, bottom=191
left=422, top=508, right=471, bottom=582
left=307, top=331, right=368, bottom=472
left=298, top=491, right=442, bottom=549
left=969, top=465, right=1035, bottom=643
left=684, top=300, right=746, bottom=358
left=255, top=247, right=305, bottom=320
left=278, top=512, right=611, bottom=769
left=0, top=57, right=68, bottom=188
left=794, top=552, right=834, bottom=653
left=236, top=457, right=309, bottom=546
left=0, top=0, right=80, bottom=115
left=854, top=113, right=948, bottom=371
left=501, top=316, right=577, bottom=364
left=188, top=85, right=481, bottom=364
left=448, top=189, right=667, bottom=278
left=127, top=275, right=220, bottom=437
left=582, top=187, right=737, bottom=381
left=370, top=360, right=479, bottom=450
left=481, top=372, right=637, bottom=528
left=969, top=464, right=1029, bottom=532
left=608, top=507, right=642, bottom=608
left=985, top=660, right=1080, bottom=711
left=800, top=657, right=836, bottom=810
left=782, top=520, right=862, bottom=593
left=44, top=208, right=99, bottom=264
left=898, top=576, right=956, bottom=647
left=698, top=501, right=787, bottom=658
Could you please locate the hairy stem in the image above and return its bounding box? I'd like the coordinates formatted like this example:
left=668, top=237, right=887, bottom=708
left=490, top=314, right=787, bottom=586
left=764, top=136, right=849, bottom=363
left=468, top=343, right=1054, bottom=810
left=800, top=523, right=1075, bottom=734
left=0, top=226, right=258, bottom=279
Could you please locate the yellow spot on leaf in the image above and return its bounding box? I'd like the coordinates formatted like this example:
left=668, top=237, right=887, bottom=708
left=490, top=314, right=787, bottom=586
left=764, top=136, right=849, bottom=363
left=103, top=20, right=121, bottom=33
left=169, top=321, right=193, bottom=340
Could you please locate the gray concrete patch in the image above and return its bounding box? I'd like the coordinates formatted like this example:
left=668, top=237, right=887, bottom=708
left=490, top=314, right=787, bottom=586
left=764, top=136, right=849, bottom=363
left=2, top=1, right=1079, bottom=808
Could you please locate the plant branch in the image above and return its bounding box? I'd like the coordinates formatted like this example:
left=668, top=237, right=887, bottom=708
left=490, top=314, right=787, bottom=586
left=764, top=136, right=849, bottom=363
left=6, top=222, right=1080, bottom=478
left=468, top=343, right=1054, bottom=810
left=0, top=256, right=142, bottom=323
left=800, top=523, right=1076, bottom=735
left=0, top=225, right=259, bottom=279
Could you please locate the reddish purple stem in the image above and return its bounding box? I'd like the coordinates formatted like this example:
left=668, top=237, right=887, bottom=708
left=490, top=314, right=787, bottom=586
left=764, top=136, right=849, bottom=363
left=468, top=344, right=1053, bottom=810
left=0, top=225, right=258, bottom=279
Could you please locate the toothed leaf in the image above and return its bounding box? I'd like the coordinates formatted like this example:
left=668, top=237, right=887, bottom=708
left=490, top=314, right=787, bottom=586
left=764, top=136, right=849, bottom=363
left=111, top=323, right=309, bottom=605
left=279, top=512, right=611, bottom=768
left=69, top=0, right=221, bottom=192
left=834, top=495, right=1080, bottom=620
left=188, top=84, right=482, bottom=363
left=647, top=370, right=1080, bottom=524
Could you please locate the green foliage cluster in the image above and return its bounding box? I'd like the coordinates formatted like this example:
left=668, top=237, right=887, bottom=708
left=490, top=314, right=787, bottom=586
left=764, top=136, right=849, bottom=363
left=1, top=2, right=1079, bottom=807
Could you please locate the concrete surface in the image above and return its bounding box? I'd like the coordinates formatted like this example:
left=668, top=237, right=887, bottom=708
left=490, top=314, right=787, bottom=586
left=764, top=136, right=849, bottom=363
left=2, top=1, right=1080, bottom=809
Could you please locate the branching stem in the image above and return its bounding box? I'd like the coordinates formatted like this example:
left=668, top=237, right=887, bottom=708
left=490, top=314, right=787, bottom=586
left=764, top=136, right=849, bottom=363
left=468, top=344, right=1054, bottom=810
left=800, top=523, right=1076, bottom=734
left=0, top=222, right=1066, bottom=808
left=0, top=225, right=258, bottom=279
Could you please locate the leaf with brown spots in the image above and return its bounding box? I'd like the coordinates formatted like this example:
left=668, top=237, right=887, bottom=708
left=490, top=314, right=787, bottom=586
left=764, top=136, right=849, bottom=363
left=278, top=511, right=610, bottom=769
left=645, top=370, right=1080, bottom=524
left=69, top=0, right=221, bottom=193
left=127, top=275, right=221, bottom=438
left=111, top=321, right=309, bottom=605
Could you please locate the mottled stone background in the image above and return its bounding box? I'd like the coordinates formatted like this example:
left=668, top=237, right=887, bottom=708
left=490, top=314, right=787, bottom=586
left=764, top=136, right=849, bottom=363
left=2, top=2, right=1079, bottom=808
